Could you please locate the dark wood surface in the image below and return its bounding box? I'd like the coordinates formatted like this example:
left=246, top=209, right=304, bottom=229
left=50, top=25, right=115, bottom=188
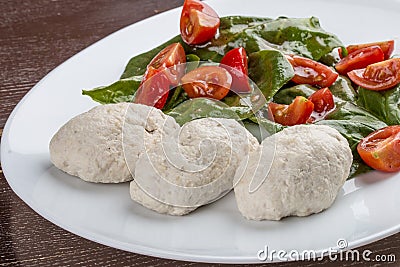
left=0, top=0, right=399, bottom=266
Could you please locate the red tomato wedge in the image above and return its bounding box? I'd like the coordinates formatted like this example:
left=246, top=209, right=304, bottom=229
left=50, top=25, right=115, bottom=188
left=268, top=96, right=314, bottom=126
left=134, top=67, right=170, bottom=109
left=308, top=88, right=335, bottom=114
left=220, top=47, right=251, bottom=93
left=181, top=65, right=232, bottom=100
left=335, top=46, right=384, bottom=75
left=347, top=40, right=395, bottom=60
left=146, top=43, right=186, bottom=86
left=347, top=58, right=400, bottom=91
left=357, top=125, right=400, bottom=172
left=287, top=55, right=338, bottom=88
left=337, top=47, right=345, bottom=59
left=134, top=43, right=186, bottom=109
left=180, top=0, right=220, bottom=45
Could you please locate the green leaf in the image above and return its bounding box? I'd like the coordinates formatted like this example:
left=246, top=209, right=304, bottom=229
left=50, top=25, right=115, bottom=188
left=256, top=17, right=344, bottom=62
left=248, top=102, right=379, bottom=179
left=82, top=76, right=142, bottom=104
left=121, top=35, right=185, bottom=79
left=357, top=86, right=400, bottom=125
left=273, top=84, right=316, bottom=104
left=120, top=16, right=343, bottom=80
left=248, top=50, right=294, bottom=101
left=186, top=54, right=200, bottom=62
left=316, top=117, right=379, bottom=179
left=319, top=47, right=343, bottom=66
left=167, top=98, right=252, bottom=126
left=349, top=153, right=373, bottom=179
left=273, top=76, right=356, bottom=105
left=329, top=76, right=357, bottom=102
left=221, top=94, right=242, bottom=106
left=185, top=54, right=201, bottom=73
left=316, top=102, right=387, bottom=179
left=109, top=15, right=342, bottom=106
left=188, top=16, right=343, bottom=63
left=162, top=86, right=189, bottom=113
left=219, top=16, right=272, bottom=29
left=316, top=116, right=386, bottom=151
left=324, top=101, right=383, bottom=121
left=248, top=112, right=285, bottom=135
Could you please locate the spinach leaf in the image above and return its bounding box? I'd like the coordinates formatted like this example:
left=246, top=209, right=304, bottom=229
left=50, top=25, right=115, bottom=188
left=316, top=118, right=376, bottom=179
left=247, top=101, right=380, bottom=179
left=186, top=54, right=201, bottom=62
left=357, top=85, right=400, bottom=125
left=319, top=47, right=342, bottom=66
left=121, top=35, right=184, bottom=79
left=89, top=16, right=342, bottom=105
left=120, top=16, right=343, bottom=79
left=185, top=54, right=201, bottom=73
left=82, top=76, right=142, bottom=104
left=329, top=76, right=357, bottom=102
left=255, top=17, right=343, bottom=63
left=219, top=16, right=272, bottom=29
left=248, top=50, right=294, bottom=101
left=248, top=112, right=285, bottom=135
left=167, top=98, right=253, bottom=126
left=272, top=76, right=356, bottom=105
left=221, top=94, right=242, bottom=106
left=350, top=153, right=373, bottom=179
left=316, top=102, right=387, bottom=178
left=316, top=116, right=386, bottom=152
left=324, top=101, right=383, bottom=122
left=162, top=86, right=188, bottom=113
left=189, top=16, right=343, bottom=63
left=273, top=84, right=316, bottom=104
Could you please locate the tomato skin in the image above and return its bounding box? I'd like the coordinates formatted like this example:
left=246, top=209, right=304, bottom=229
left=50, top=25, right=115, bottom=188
left=220, top=47, right=251, bottom=93
left=134, top=67, right=170, bottom=109
left=181, top=66, right=232, bottom=100
left=180, top=0, right=220, bottom=45
left=337, top=47, right=347, bottom=59
left=357, top=125, right=400, bottom=172
left=287, top=55, right=338, bottom=88
left=347, top=40, right=394, bottom=60
left=268, top=96, right=314, bottom=126
left=308, top=88, right=335, bottom=114
left=134, top=43, right=186, bottom=109
left=335, top=46, right=385, bottom=75
left=347, top=58, right=400, bottom=91
left=147, top=43, right=186, bottom=86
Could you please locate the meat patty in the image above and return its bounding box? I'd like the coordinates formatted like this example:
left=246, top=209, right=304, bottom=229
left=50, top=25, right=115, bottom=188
left=49, top=103, right=179, bottom=183
left=130, top=118, right=259, bottom=215
left=234, top=124, right=352, bottom=221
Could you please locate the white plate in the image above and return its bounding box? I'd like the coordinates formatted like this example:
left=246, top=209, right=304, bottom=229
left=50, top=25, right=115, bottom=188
left=2, top=0, right=400, bottom=263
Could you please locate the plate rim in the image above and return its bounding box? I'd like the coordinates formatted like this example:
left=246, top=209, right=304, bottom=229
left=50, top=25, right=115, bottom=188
left=1, top=0, right=400, bottom=263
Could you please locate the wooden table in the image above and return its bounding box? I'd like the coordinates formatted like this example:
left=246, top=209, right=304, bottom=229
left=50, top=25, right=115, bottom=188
left=0, top=0, right=399, bottom=266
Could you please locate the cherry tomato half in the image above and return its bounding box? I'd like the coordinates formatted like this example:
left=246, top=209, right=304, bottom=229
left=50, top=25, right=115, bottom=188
left=337, top=47, right=346, bottom=59
left=347, top=58, right=400, bottom=91
left=347, top=40, right=395, bottom=60
left=220, top=47, right=251, bottom=93
left=335, top=46, right=384, bottom=75
left=268, top=96, right=314, bottom=126
left=147, top=43, right=186, bottom=86
left=308, top=88, right=335, bottom=114
left=181, top=65, right=232, bottom=100
left=134, top=67, right=170, bottom=109
left=180, top=0, right=220, bottom=45
left=357, top=125, right=400, bottom=172
left=134, top=43, right=186, bottom=109
left=287, top=55, right=338, bottom=88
